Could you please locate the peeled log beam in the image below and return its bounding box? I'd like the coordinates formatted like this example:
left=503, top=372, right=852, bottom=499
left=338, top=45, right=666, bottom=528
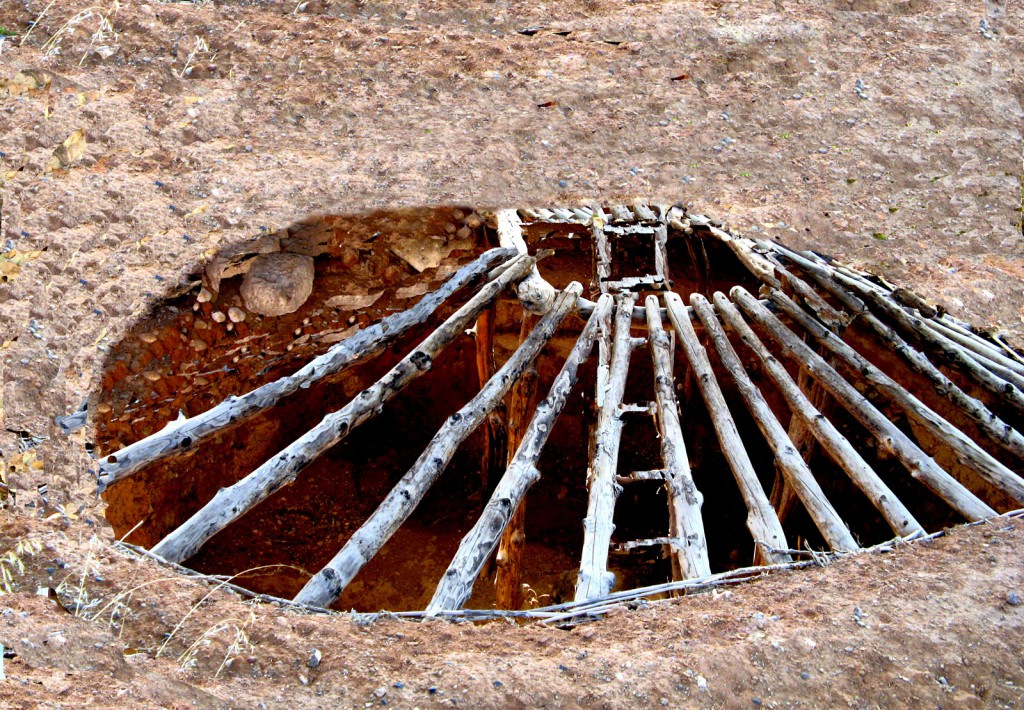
left=769, top=245, right=1024, bottom=417
left=730, top=287, right=997, bottom=521
left=428, top=294, right=613, bottom=612
left=920, top=318, right=1024, bottom=391
left=645, top=296, right=711, bottom=579
left=577, top=292, right=639, bottom=601
left=592, top=209, right=613, bottom=294
left=96, top=246, right=518, bottom=493
left=495, top=209, right=556, bottom=314
left=924, top=317, right=1024, bottom=379
left=293, top=282, right=583, bottom=608
left=711, top=295, right=924, bottom=538
left=766, top=289, right=1024, bottom=507
left=773, top=255, right=1024, bottom=462
left=690, top=295, right=859, bottom=551
left=664, top=292, right=791, bottom=564
left=151, top=255, right=536, bottom=564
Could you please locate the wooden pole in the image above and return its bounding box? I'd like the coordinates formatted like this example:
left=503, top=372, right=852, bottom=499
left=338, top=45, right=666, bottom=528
left=150, top=255, right=536, bottom=564
left=768, top=244, right=1024, bottom=417
left=592, top=208, right=613, bottom=294
left=653, top=220, right=670, bottom=286
left=689, top=295, right=859, bottom=551
left=427, top=295, right=615, bottom=612
left=576, top=292, right=639, bottom=601
left=769, top=252, right=1024, bottom=461
left=96, top=247, right=518, bottom=493
left=663, top=292, right=791, bottom=564
left=293, top=283, right=583, bottom=608
left=711, top=295, right=925, bottom=538
left=494, top=315, right=540, bottom=610
left=765, top=288, right=1024, bottom=507
left=474, top=304, right=508, bottom=499
left=645, top=296, right=712, bottom=579
left=495, top=210, right=556, bottom=314
left=729, top=287, right=997, bottom=521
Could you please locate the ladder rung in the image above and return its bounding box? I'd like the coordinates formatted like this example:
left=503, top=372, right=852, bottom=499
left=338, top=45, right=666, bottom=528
left=613, top=537, right=684, bottom=552
left=617, top=401, right=656, bottom=416
left=615, top=470, right=667, bottom=484
left=603, top=275, right=666, bottom=292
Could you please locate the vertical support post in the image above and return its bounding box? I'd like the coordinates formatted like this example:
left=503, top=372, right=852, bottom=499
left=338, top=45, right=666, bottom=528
left=494, top=315, right=540, bottom=609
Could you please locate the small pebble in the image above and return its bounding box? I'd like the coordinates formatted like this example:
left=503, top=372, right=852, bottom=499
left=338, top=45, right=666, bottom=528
left=197, top=287, right=213, bottom=303
left=1007, top=592, right=1021, bottom=606
left=211, top=311, right=226, bottom=323
left=228, top=307, right=246, bottom=323
left=139, top=332, right=158, bottom=344
left=308, top=648, right=322, bottom=669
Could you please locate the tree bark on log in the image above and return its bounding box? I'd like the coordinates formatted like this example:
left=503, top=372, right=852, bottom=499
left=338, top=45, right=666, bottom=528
left=712, top=295, right=925, bottom=538
left=663, top=292, right=791, bottom=565
left=576, top=292, right=639, bottom=601
left=150, top=255, right=536, bottom=564
left=766, top=289, right=1024, bottom=507
left=645, top=296, right=712, bottom=579
left=293, top=282, right=583, bottom=609
left=689, top=294, right=859, bottom=551
left=730, top=287, right=997, bottom=521
left=96, top=247, right=518, bottom=493
left=494, top=315, right=540, bottom=610
left=771, top=253, right=1024, bottom=462
left=426, top=295, right=612, bottom=613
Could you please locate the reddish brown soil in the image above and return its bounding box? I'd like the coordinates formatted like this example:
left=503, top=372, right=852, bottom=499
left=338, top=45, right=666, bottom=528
left=1, top=0, right=1024, bottom=707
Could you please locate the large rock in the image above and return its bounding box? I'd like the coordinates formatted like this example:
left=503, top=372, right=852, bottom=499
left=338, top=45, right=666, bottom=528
left=240, top=252, right=315, bottom=316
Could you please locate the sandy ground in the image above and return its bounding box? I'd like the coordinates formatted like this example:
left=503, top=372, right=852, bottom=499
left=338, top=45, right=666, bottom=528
left=1, top=0, right=1024, bottom=706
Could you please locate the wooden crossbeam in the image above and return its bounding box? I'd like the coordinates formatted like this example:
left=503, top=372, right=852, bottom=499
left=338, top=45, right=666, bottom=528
left=730, top=287, right=997, bottom=521
left=293, top=282, right=584, bottom=608
left=689, top=294, right=858, bottom=551
left=664, top=292, right=791, bottom=564
left=644, top=295, right=711, bottom=580
left=576, top=292, right=639, bottom=601
left=150, top=255, right=536, bottom=564
left=95, top=247, right=518, bottom=493
left=426, top=294, right=614, bottom=613
left=766, top=288, right=1024, bottom=507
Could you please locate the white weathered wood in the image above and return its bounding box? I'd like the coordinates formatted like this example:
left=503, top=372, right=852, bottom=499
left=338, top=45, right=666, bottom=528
left=770, top=245, right=1024, bottom=416
left=710, top=295, right=925, bottom=538
left=923, top=318, right=1024, bottom=387
left=150, top=255, right=536, bottom=564
left=576, top=292, right=639, bottom=601
left=653, top=221, right=670, bottom=286
left=293, top=283, right=584, bottom=608
left=95, top=247, right=518, bottom=492
left=924, top=317, right=1024, bottom=377
left=774, top=252, right=1024, bottom=461
left=689, top=295, right=859, bottom=551
left=766, top=289, right=1024, bottom=507
left=645, top=296, right=711, bottom=579
left=592, top=209, right=613, bottom=294
left=495, top=209, right=556, bottom=314
left=730, top=287, right=997, bottom=521
left=427, top=294, right=614, bottom=612
left=664, top=292, right=791, bottom=564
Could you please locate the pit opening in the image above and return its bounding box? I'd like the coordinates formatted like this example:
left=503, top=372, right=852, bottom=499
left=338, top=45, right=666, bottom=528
left=94, top=206, right=1024, bottom=613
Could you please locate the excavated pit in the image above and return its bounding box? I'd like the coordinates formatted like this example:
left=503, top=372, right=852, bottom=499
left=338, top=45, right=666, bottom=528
left=94, top=206, right=1024, bottom=613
